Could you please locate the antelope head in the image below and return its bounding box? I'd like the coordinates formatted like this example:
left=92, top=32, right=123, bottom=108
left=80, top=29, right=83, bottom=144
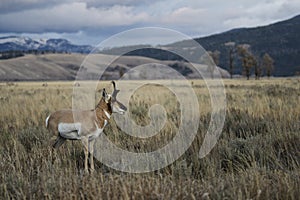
left=103, top=81, right=127, bottom=115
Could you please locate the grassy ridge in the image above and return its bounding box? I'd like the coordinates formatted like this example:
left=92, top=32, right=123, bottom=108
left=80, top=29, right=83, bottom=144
left=0, top=79, right=299, bottom=199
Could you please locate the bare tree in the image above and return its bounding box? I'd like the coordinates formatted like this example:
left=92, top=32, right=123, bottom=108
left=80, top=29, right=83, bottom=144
left=208, top=50, right=220, bottom=66
left=262, top=53, right=274, bottom=78
left=237, top=44, right=258, bottom=80
left=245, top=53, right=257, bottom=80
left=237, top=44, right=250, bottom=80
left=254, top=56, right=262, bottom=80
left=225, top=42, right=236, bottom=79
left=206, top=50, right=220, bottom=79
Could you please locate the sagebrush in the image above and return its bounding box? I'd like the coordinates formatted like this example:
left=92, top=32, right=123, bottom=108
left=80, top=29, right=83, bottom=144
left=0, top=79, right=299, bottom=199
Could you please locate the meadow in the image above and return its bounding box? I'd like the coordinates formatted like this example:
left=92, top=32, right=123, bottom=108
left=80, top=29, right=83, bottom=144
left=0, top=78, right=299, bottom=199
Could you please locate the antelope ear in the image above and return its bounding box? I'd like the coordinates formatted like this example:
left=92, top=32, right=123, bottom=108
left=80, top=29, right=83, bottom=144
left=103, top=88, right=111, bottom=103
left=102, top=88, right=107, bottom=98
left=111, top=81, right=116, bottom=94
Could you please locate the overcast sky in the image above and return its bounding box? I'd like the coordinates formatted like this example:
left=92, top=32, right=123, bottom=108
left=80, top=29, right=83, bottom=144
left=0, top=0, right=299, bottom=46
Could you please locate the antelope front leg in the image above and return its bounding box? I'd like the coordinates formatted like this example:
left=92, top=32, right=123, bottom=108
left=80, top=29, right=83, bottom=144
left=82, top=137, right=89, bottom=173
left=89, top=139, right=96, bottom=173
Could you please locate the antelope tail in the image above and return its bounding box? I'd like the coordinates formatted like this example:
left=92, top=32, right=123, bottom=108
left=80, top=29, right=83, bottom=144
left=45, top=114, right=51, bottom=128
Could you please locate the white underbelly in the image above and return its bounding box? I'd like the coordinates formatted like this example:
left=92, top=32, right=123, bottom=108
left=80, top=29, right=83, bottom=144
left=60, top=131, right=81, bottom=140
left=58, top=123, right=81, bottom=140
left=57, top=122, right=106, bottom=140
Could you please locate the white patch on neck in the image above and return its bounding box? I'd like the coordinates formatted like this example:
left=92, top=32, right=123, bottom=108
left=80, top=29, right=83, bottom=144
left=104, top=110, right=111, bottom=119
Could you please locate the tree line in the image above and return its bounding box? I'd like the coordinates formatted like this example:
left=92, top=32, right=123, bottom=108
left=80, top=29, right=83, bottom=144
left=0, top=50, right=71, bottom=60
left=208, top=42, right=274, bottom=79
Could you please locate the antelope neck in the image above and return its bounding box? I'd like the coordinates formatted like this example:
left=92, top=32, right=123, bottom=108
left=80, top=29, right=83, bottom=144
left=95, top=99, right=112, bottom=128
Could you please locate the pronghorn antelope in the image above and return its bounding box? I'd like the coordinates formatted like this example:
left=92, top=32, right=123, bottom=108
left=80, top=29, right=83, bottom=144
left=46, top=81, right=126, bottom=172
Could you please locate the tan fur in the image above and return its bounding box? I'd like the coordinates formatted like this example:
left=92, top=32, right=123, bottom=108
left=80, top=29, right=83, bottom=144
left=95, top=98, right=112, bottom=129
left=47, top=98, right=110, bottom=137
left=46, top=81, right=126, bottom=173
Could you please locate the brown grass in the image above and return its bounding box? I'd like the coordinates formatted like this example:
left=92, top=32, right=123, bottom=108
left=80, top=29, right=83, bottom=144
left=0, top=78, right=299, bottom=199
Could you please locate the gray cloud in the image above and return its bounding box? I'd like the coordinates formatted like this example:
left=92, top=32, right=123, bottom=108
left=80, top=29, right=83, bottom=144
left=0, top=0, right=299, bottom=44
left=84, top=0, right=160, bottom=8
left=0, top=0, right=65, bottom=13
left=0, top=0, right=159, bottom=13
left=152, top=0, right=300, bottom=36
left=0, top=3, right=148, bottom=33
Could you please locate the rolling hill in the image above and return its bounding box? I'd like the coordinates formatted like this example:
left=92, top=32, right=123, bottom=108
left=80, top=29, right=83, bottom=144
left=0, top=53, right=229, bottom=81
left=102, top=15, right=300, bottom=76
left=1, top=15, right=299, bottom=79
left=189, top=14, right=300, bottom=76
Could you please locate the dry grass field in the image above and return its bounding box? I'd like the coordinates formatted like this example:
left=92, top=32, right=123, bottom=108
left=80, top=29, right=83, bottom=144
left=0, top=78, right=299, bottom=199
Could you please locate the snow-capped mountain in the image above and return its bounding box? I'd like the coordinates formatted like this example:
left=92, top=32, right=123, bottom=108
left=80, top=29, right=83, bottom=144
left=0, top=36, right=93, bottom=53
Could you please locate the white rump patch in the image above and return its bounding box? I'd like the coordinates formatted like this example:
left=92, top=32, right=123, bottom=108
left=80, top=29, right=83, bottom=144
left=45, top=115, right=50, bottom=127
left=58, top=123, right=81, bottom=140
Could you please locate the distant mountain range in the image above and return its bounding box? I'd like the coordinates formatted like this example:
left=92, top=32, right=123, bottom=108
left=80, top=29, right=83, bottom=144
left=102, top=15, right=300, bottom=76
left=190, top=14, right=300, bottom=76
left=1, top=14, right=300, bottom=76
left=0, top=36, right=93, bottom=53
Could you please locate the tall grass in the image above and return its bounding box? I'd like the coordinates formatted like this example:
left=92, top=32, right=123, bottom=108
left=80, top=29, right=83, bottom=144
left=0, top=78, right=299, bottom=199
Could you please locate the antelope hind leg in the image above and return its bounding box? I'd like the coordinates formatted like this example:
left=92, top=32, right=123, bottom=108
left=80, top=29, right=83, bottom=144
left=89, top=139, right=96, bottom=173
left=82, top=137, right=89, bottom=173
